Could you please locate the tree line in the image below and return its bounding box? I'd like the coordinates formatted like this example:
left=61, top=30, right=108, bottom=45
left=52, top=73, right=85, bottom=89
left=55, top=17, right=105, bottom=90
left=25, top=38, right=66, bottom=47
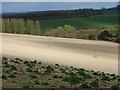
left=2, top=5, right=119, bottom=20
left=2, top=18, right=41, bottom=35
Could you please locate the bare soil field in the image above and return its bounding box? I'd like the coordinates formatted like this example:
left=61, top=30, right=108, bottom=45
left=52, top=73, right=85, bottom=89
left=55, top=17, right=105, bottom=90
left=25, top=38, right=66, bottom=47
left=1, top=33, right=118, bottom=74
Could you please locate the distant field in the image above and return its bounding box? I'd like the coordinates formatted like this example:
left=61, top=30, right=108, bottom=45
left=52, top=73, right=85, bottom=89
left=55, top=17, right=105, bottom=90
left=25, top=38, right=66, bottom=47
left=40, top=10, right=118, bottom=35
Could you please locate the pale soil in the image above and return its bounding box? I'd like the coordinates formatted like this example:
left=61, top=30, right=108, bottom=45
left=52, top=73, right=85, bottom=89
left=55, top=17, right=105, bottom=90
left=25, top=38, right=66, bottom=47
left=0, top=33, right=118, bottom=74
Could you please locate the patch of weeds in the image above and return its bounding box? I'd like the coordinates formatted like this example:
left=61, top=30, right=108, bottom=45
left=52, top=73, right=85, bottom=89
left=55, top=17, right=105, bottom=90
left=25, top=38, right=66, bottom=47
left=34, top=80, right=40, bottom=85
left=3, top=61, right=8, bottom=65
left=38, top=62, right=42, bottom=64
left=29, top=75, right=37, bottom=79
left=23, top=85, right=30, bottom=89
left=90, top=80, right=99, bottom=88
left=2, top=75, right=7, bottom=80
left=33, top=69, right=40, bottom=74
left=59, top=68, right=66, bottom=73
left=77, top=69, right=92, bottom=79
left=4, top=70, right=13, bottom=74
left=26, top=68, right=33, bottom=72
left=2, top=57, right=8, bottom=60
left=4, top=64, right=11, bottom=68
left=63, top=75, right=81, bottom=84
left=111, top=85, right=119, bottom=90
left=45, top=65, right=54, bottom=74
left=59, top=85, right=65, bottom=88
left=14, top=60, right=21, bottom=64
left=10, top=65, right=17, bottom=71
left=24, top=61, right=29, bottom=64
left=42, top=82, right=49, bottom=86
left=101, top=76, right=110, bottom=81
left=53, top=75, right=58, bottom=79
left=80, top=83, right=90, bottom=88
left=8, top=74, right=16, bottom=78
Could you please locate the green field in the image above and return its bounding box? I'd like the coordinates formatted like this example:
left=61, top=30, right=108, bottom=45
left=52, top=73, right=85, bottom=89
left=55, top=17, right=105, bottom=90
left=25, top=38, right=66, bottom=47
left=40, top=10, right=118, bottom=35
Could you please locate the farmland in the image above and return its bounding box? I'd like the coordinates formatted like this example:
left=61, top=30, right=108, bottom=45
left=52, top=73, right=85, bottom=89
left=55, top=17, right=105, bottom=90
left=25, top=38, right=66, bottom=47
left=40, top=10, right=118, bottom=35
left=2, top=57, right=120, bottom=89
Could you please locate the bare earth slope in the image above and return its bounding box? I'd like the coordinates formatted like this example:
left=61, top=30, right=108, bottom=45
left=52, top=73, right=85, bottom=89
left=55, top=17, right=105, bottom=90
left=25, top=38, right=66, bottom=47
left=1, top=33, right=118, bottom=74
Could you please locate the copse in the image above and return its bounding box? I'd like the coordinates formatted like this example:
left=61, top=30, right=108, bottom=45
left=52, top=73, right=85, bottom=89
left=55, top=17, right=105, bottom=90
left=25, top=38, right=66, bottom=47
left=2, top=18, right=41, bottom=35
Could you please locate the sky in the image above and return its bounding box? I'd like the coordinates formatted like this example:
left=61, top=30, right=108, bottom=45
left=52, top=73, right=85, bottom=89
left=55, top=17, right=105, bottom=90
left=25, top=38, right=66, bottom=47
left=1, top=2, right=118, bottom=13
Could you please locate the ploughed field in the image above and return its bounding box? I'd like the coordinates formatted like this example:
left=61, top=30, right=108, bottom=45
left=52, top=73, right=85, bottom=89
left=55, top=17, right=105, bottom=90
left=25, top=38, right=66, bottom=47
left=2, top=57, right=120, bottom=89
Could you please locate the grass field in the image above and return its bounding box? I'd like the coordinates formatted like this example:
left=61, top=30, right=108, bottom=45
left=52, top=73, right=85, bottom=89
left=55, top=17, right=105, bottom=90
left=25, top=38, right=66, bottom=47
left=40, top=10, right=118, bottom=35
